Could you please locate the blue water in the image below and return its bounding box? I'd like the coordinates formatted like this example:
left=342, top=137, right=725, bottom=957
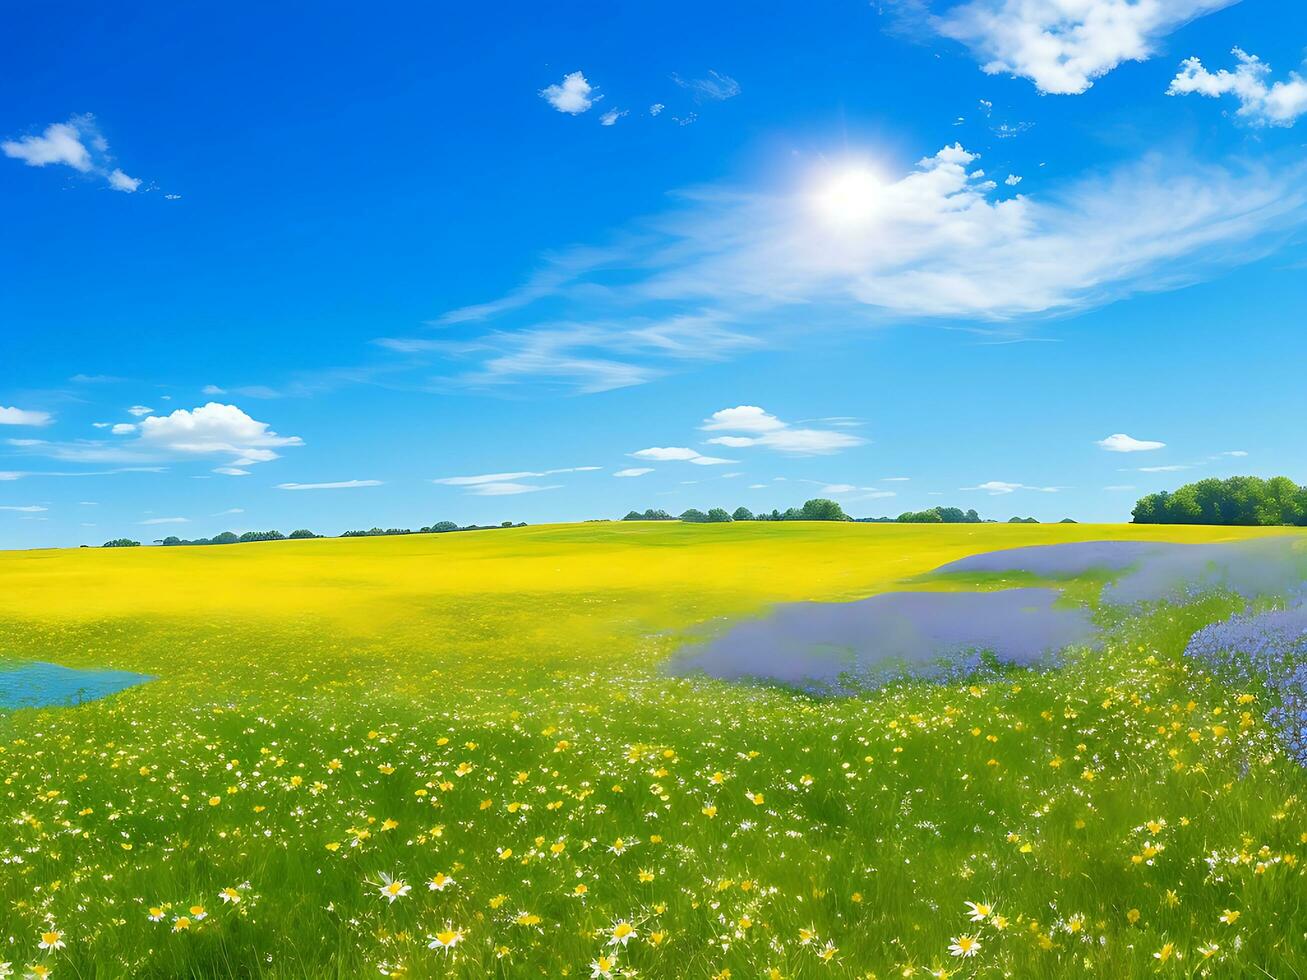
left=0, top=662, right=153, bottom=710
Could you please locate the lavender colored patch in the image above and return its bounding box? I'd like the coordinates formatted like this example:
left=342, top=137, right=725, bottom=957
left=935, top=540, right=1163, bottom=577
left=1184, top=604, right=1307, bottom=765
left=934, top=537, right=1307, bottom=605
left=670, top=588, right=1094, bottom=687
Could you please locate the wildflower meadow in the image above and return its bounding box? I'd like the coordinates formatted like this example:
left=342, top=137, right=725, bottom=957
left=0, top=522, right=1305, bottom=978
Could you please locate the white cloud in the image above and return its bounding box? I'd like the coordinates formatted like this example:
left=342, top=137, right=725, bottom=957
left=138, top=403, right=302, bottom=463
left=1104, top=484, right=1136, bottom=491
left=629, top=447, right=736, bottom=466
left=276, top=480, right=382, bottom=490
left=541, top=72, right=598, bottom=114
left=139, top=516, right=189, bottom=525
left=111, top=423, right=137, bottom=435
left=1096, top=432, right=1165, bottom=452
left=935, top=0, right=1239, bottom=95
left=1137, top=464, right=1189, bottom=472
left=214, top=466, right=250, bottom=476
left=462, top=482, right=560, bottom=496
left=202, top=384, right=226, bottom=395
left=962, top=480, right=1061, bottom=494
left=599, top=109, right=628, bottom=126
left=702, top=405, right=786, bottom=433
left=1222, top=450, right=1248, bottom=457
left=673, top=70, right=742, bottom=102
left=821, top=483, right=858, bottom=494
left=700, top=405, right=866, bottom=455
left=882, top=476, right=911, bottom=482
left=214, top=508, right=245, bottom=515
left=1005, top=174, right=1022, bottom=186
left=107, top=168, right=141, bottom=193
left=630, top=447, right=702, bottom=462
left=614, top=467, right=654, bottom=477
left=391, top=313, right=759, bottom=394
left=432, top=140, right=1306, bottom=380
left=434, top=466, right=597, bottom=486
left=2, top=120, right=92, bottom=169
left=126, top=405, right=154, bottom=416
left=2, top=114, right=145, bottom=192
left=13, top=403, right=302, bottom=474
left=748, top=483, right=767, bottom=489
left=650, top=103, right=665, bottom=116
left=0, top=407, right=52, bottom=426
left=1168, top=48, right=1307, bottom=126
left=0, top=505, right=47, bottom=513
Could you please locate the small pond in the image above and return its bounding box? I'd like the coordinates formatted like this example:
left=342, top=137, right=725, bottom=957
left=0, top=662, right=153, bottom=710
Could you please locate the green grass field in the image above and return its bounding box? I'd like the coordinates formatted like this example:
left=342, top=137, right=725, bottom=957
left=1, top=522, right=1304, bottom=978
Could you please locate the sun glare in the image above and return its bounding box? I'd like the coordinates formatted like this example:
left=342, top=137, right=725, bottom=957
left=813, top=166, right=885, bottom=226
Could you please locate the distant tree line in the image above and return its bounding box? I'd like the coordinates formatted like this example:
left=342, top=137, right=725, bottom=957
left=621, top=502, right=1079, bottom=525
left=1133, top=476, right=1307, bottom=525
left=624, top=499, right=852, bottom=523
left=100, top=521, right=528, bottom=548
left=340, top=521, right=524, bottom=537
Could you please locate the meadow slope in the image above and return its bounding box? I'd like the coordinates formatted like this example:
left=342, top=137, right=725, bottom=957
left=0, top=522, right=1304, bottom=978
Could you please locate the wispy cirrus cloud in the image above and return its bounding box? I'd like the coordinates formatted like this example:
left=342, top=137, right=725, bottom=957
left=961, top=480, right=1063, bottom=495
left=276, top=480, right=382, bottom=491
left=433, top=466, right=599, bottom=496
left=413, top=139, right=1305, bottom=391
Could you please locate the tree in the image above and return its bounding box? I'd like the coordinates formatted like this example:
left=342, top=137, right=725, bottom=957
left=287, top=529, right=318, bottom=539
left=211, top=531, right=240, bottom=544
left=732, top=506, right=754, bottom=521
left=1132, top=476, right=1307, bottom=526
left=679, top=508, right=709, bottom=523
left=799, top=498, right=849, bottom=521
left=239, top=530, right=287, bottom=542
left=705, top=507, right=733, bottom=522
left=102, top=538, right=140, bottom=548
left=897, top=509, right=943, bottom=523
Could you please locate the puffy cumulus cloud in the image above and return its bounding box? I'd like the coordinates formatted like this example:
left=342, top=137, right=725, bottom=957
left=0, top=407, right=52, bottom=426
left=541, top=72, right=599, bottom=114
left=275, top=480, right=382, bottom=490
left=1168, top=48, right=1307, bottom=126
left=126, top=405, right=154, bottom=417
left=11, top=403, right=302, bottom=475
left=629, top=447, right=736, bottom=465
left=701, top=405, right=865, bottom=455
left=701, top=405, right=786, bottom=433
left=137, top=403, right=302, bottom=469
left=599, top=109, right=628, bottom=126
left=2, top=114, right=144, bottom=192
left=1096, top=432, right=1165, bottom=452
left=934, top=0, right=1239, bottom=95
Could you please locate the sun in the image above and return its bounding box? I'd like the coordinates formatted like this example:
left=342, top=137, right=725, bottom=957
left=812, top=166, right=885, bottom=226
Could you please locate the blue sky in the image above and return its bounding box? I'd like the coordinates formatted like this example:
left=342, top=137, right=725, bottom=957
left=3, top=0, right=1307, bottom=546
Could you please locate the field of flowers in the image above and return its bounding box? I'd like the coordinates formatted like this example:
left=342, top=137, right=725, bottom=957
left=0, top=522, right=1305, bottom=978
